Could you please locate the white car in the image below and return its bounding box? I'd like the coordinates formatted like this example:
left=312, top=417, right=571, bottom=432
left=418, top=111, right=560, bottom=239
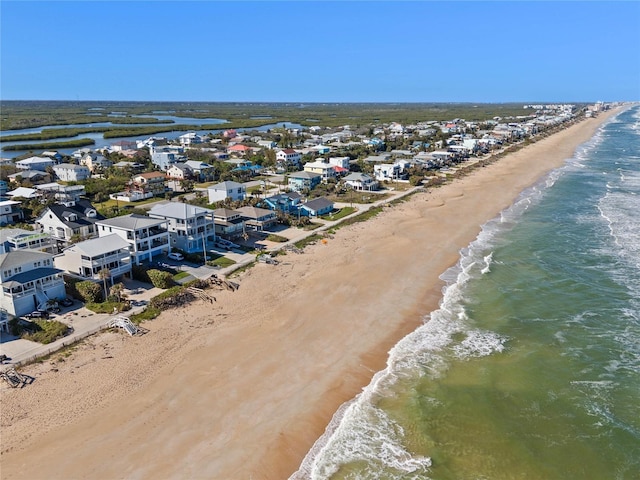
left=168, top=252, right=184, bottom=261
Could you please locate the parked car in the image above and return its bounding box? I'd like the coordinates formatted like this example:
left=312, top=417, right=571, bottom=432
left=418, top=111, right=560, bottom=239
left=168, top=252, right=184, bottom=261
left=25, top=310, right=49, bottom=319
left=59, top=297, right=74, bottom=307
left=216, top=239, right=239, bottom=250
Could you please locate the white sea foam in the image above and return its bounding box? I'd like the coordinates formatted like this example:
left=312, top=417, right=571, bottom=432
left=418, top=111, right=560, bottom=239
left=452, top=329, right=507, bottom=359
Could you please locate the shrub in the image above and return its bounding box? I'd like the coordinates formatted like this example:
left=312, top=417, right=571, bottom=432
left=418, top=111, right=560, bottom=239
left=76, top=280, right=103, bottom=303
left=149, top=286, right=193, bottom=309
left=22, top=320, right=69, bottom=344
left=147, top=269, right=174, bottom=289
left=131, top=264, right=151, bottom=283
left=129, top=307, right=161, bottom=324
left=86, top=301, right=130, bottom=314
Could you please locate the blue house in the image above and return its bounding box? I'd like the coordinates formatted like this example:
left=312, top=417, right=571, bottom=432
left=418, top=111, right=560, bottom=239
left=261, top=192, right=303, bottom=213
left=287, top=171, right=321, bottom=193
left=300, top=197, right=334, bottom=217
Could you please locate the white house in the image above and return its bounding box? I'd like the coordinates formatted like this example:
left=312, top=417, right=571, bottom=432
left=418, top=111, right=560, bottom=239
left=179, top=132, right=202, bottom=146
left=147, top=203, right=216, bottom=254
left=96, top=214, right=170, bottom=265
left=343, top=172, right=379, bottom=191
left=52, top=163, right=91, bottom=182
left=276, top=149, right=301, bottom=166
left=0, top=200, right=24, bottom=226
left=15, top=156, right=55, bottom=171
left=0, top=228, right=55, bottom=254
left=166, top=163, right=193, bottom=180
left=328, top=156, right=351, bottom=169
left=303, top=160, right=337, bottom=183
left=54, top=234, right=132, bottom=283
left=0, top=250, right=66, bottom=317
left=36, top=200, right=103, bottom=246
left=373, top=163, right=402, bottom=182
left=208, top=181, right=246, bottom=203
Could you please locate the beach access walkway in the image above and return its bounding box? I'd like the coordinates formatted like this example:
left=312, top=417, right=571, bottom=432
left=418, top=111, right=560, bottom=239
left=0, top=281, right=162, bottom=369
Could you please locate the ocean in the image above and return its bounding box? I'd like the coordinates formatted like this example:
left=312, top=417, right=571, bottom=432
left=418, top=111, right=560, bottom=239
left=293, top=106, right=640, bottom=480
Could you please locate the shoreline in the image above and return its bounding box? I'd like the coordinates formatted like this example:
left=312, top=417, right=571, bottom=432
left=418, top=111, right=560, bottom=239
left=0, top=108, right=622, bottom=480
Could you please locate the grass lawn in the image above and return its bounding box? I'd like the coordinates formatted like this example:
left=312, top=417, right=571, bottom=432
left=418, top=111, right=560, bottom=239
left=172, top=271, right=191, bottom=281
left=266, top=233, right=288, bottom=242
left=206, top=255, right=236, bottom=268
left=321, top=206, right=356, bottom=221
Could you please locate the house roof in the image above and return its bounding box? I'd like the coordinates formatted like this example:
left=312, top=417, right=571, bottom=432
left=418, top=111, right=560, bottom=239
left=7, top=187, right=40, bottom=198
left=148, top=202, right=214, bottom=220
left=213, top=208, right=242, bottom=219
left=344, top=172, right=374, bottom=182
left=62, top=234, right=130, bottom=258
left=235, top=206, right=275, bottom=220
left=8, top=170, right=48, bottom=180
left=288, top=171, right=321, bottom=180
left=6, top=267, right=63, bottom=284
left=280, top=149, right=297, bottom=154
left=136, top=172, right=166, bottom=180
left=15, top=156, right=54, bottom=165
left=209, top=181, right=244, bottom=190
left=42, top=200, right=103, bottom=229
left=96, top=214, right=166, bottom=231
left=302, top=197, right=334, bottom=212
left=184, top=160, right=213, bottom=170
left=0, top=200, right=20, bottom=207
left=53, top=163, right=89, bottom=171
left=0, top=250, right=54, bottom=271
left=228, top=144, right=251, bottom=151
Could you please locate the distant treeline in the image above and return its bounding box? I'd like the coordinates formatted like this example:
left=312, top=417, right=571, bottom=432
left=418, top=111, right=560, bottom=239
left=1, top=138, right=95, bottom=151
left=1, top=100, right=578, bottom=132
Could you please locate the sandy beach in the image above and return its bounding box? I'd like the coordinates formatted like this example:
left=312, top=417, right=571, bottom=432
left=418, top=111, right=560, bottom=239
left=0, top=109, right=620, bottom=480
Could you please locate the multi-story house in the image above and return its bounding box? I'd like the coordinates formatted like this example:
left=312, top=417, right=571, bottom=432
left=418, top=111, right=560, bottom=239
left=54, top=234, right=132, bottom=283
left=286, top=171, right=321, bottom=193
left=148, top=203, right=216, bottom=254
left=150, top=146, right=184, bottom=171
left=80, top=152, right=112, bottom=172
left=276, top=149, right=301, bottom=168
left=184, top=161, right=215, bottom=182
left=96, top=214, right=170, bottom=265
left=212, top=208, right=246, bottom=238
left=262, top=192, right=303, bottom=213
left=208, top=181, right=246, bottom=204
left=0, top=228, right=55, bottom=254
left=15, top=156, right=55, bottom=171
left=7, top=170, right=51, bottom=185
left=0, top=200, right=24, bottom=226
left=52, top=163, right=91, bottom=182
left=36, top=200, right=104, bottom=246
left=166, top=163, right=193, bottom=180
left=0, top=250, right=66, bottom=317
left=128, top=172, right=167, bottom=198
left=343, top=172, right=379, bottom=191
left=303, top=160, right=337, bottom=183
left=235, top=206, right=277, bottom=232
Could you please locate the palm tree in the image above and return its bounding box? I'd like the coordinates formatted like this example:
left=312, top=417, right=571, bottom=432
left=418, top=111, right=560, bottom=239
left=98, top=268, right=111, bottom=302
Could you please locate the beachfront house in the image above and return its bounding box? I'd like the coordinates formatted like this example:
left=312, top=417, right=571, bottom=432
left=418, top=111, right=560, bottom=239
left=0, top=200, right=24, bottom=226
left=287, top=171, right=321, bottom=193
left=235, top=206, right=277, bottom=231
left=54, top=234, right=132, bottom=283
left=299, top=197, right=334, bottom=217
left=0, top=250, right=66, bottom=317
left=212, top=208, right=246, bottom=238
left=147, top=203, right=216, bottom=254
left=343, top=172, right=379, bottom=191
left=52, top=163, right=91, bottom=182
left=208, top=181, right=246, bottom=204
left=261, top=192, right=303, bottom=214
left=36, top=200, right=104, bottom=246
left=96, top=214, right=170, bottom=265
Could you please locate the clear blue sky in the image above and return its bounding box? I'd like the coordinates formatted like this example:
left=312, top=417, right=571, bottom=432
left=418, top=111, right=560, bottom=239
left=1, top=1, right=639, bottom=102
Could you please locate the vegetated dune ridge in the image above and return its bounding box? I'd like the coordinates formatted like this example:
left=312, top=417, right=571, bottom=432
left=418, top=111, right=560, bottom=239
left=0, top=108, right=619, bottom=480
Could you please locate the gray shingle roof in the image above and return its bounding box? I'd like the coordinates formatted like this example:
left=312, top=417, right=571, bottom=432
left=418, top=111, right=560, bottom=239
left=96, top=214, right=166, bottom=230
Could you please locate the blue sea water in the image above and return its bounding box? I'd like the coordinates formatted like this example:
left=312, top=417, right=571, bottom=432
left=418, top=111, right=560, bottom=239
left=293, top=105, right=640, bottom=480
